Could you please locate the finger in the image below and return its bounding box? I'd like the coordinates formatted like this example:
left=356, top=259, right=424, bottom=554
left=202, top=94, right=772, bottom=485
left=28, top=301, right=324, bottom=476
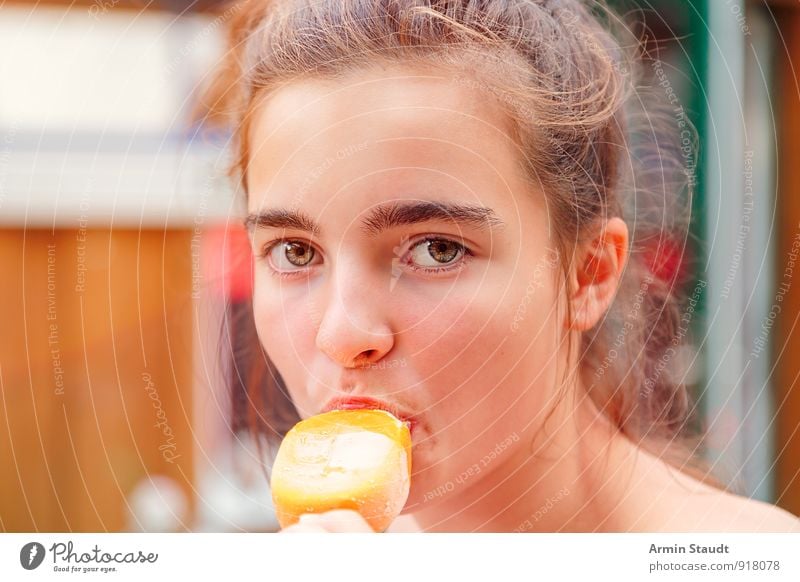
left=279, top=521, right=330, bottom=533
left=300, top=510, right=376, bottom=533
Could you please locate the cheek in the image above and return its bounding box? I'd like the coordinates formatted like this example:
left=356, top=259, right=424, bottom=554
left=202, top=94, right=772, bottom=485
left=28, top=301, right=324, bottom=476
left=400, top=260, right=562, bottom=403
left=400, top=262, right=564, bottom=487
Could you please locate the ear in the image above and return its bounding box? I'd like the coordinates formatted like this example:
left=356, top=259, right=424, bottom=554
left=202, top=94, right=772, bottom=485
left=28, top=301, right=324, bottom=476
left=566, top=217, right=629, bottom=331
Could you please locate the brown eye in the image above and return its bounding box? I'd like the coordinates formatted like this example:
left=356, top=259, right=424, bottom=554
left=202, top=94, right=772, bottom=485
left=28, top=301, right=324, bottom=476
left=285, top=242, right=314, bottom=266
left=409, top=238, right=464, bottom=267
left=268, top=240, right=319, bottom=270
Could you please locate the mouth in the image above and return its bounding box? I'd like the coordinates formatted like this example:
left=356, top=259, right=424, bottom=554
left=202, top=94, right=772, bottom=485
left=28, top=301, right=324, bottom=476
left=321, top=395, right=417, bottom=434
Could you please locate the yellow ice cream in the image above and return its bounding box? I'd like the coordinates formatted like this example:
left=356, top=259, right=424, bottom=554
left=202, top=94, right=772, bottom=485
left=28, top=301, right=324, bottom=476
left=271, top=409, right=412, bottom=532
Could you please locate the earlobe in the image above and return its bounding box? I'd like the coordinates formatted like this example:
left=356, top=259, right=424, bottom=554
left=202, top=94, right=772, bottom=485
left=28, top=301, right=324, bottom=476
left=567, top=217, right=629, bottom=331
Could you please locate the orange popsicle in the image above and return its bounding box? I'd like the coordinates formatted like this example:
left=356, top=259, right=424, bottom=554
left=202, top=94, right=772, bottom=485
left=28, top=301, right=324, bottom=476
left=270, top=409, right=412, bottom=532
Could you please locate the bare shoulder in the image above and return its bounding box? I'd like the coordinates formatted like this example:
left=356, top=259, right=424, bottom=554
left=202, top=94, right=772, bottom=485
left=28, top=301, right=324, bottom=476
left=705, top=492, right=800, bottom=532
left=657, top=482, right=800, bottom=532
left=621, top=446, right=800, bottom=532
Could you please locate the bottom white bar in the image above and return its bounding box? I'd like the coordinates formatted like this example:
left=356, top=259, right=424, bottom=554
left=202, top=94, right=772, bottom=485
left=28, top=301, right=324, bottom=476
left=1, top=533, right=798, bottom=581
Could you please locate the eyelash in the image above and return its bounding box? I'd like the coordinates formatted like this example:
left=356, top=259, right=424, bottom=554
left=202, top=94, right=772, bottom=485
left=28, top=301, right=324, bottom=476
left=258, top=235, right=474, bottom=279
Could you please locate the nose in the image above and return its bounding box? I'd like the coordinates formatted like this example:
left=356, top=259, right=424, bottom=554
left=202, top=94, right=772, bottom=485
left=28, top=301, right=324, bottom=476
left=315, top=269, right=395, bottom=368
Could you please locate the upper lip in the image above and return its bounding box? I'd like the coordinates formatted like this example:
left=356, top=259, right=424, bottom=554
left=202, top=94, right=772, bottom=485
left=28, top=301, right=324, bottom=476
left=321, top=395, right=415, bottom=431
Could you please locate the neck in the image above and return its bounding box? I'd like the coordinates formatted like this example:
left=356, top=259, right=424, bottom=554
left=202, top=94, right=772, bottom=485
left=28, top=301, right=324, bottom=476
left=410, top=391, right=651, bottom=532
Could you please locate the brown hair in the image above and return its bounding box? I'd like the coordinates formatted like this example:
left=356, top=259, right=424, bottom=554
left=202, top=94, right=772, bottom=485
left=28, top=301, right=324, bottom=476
left=198, top=0, right=723, bottom=488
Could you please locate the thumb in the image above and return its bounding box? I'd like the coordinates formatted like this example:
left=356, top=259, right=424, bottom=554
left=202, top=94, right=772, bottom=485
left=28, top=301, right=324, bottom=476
left=297, top=510, right=377, bottom=532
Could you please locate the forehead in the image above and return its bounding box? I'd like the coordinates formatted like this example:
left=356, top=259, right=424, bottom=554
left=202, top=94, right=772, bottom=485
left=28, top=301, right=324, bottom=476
left=246, top=65, right=530, bottom=213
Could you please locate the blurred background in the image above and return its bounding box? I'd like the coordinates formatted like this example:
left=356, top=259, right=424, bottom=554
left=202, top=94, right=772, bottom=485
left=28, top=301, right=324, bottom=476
left=0, top=0, right=798, bottom=532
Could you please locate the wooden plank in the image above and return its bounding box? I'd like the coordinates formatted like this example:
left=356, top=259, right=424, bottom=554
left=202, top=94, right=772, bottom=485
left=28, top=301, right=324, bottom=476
left=0, top=230, right=69, bottom=531
left=0, top=228, right=194, bottom=531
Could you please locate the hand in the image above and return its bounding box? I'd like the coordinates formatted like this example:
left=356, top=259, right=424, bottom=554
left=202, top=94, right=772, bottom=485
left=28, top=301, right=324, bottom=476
left=279, top=509, right=377, bottom=533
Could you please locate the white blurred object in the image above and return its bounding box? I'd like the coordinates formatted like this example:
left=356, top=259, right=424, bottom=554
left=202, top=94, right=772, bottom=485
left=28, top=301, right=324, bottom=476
left=0, top=5, right=239, bottom=227
left=194, top=432, right=280, bottom=532
left=126, top=475, right=189, bottom=532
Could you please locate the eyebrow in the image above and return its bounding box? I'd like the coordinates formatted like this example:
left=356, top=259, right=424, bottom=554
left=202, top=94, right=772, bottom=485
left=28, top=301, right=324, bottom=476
left=244, top=201, right=505, bottom=237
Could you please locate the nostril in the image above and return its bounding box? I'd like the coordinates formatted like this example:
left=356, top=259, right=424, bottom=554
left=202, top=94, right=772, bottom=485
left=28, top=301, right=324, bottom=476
left=354, top=350, right=377, bottom=366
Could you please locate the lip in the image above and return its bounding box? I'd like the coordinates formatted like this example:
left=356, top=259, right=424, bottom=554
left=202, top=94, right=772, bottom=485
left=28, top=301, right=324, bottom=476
left=321, top=395, right=416, bottom=433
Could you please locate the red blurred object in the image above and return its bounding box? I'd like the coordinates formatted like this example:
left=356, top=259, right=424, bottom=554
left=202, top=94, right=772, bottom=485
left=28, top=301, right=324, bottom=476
left=643, top=237, right=690, bottom=285
left=201, top=223, right=254, bottom=301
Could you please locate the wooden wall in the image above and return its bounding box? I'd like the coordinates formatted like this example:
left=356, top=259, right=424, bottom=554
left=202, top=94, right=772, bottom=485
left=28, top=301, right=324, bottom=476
left=0, top=228, right=195, bottom=531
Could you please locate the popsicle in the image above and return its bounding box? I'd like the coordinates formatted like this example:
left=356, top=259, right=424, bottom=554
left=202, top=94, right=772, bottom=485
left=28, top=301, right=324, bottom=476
left=270, top=409, right=412, bottom=532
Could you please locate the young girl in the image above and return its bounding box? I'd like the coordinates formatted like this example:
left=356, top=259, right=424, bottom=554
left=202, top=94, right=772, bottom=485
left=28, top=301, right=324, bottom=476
left=199, top=0, right=799, bottom=532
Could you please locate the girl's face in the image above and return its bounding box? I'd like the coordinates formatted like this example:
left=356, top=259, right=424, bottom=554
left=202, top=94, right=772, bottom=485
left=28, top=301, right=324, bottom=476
left=246, top=65, right=568, bottom=510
